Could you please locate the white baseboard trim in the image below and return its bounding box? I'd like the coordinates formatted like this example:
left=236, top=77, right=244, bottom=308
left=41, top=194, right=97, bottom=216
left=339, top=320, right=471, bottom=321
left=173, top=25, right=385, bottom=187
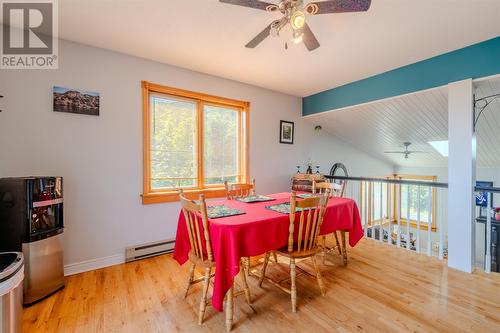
left=64, top=253, right=125, bottom=276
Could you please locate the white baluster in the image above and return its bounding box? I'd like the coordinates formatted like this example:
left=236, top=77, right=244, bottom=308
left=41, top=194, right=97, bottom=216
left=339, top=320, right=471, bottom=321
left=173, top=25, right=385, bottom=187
left=371, top=182, right=375, bottom=240
left=416, top=185, right=421, bottom=253
left=379, top=182, right=383, bottom=242
left=364, top=181, right=368, bottom=238
left=406, top=184, right=411, bottom=250
left=397, top=184, right=401, bottom=248
left=438, top=188, right=444, bottom=260
left=359, top=181, right=363, bottom=234
left=486, top=192, right=492, bottom=273
left=387, top=182, right=391, bottom=245
left=427, top=186, right=432, bottom=256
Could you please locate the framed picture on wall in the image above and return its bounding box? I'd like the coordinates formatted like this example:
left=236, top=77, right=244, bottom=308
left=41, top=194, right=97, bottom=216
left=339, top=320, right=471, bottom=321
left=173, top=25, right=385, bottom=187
left=53, top=86, right=100, bottom=116
left=476, top=181, right=493, bottom=207
left=279, top=120, right=294, bottom=144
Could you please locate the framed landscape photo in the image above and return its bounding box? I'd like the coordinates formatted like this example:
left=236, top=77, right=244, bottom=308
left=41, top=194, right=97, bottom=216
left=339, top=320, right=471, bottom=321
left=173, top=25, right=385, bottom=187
left=53, top=86, right=100, bottom=116
left=280, top=120, right=294, bottom=144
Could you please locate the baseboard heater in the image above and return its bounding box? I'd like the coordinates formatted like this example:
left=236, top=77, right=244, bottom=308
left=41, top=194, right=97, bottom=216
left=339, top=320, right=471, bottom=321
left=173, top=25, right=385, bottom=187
left=125, top=239, right=175, bottom=263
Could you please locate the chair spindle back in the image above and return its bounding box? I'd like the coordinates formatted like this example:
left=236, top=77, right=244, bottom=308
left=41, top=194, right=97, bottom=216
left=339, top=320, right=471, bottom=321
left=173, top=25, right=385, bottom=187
left=224, top=179, right=256, bottom=200
left=288, top=190, right=330, bottom=253
left=313, top=180, right=345, bottom=198
left=179, top=191, right=213, bottom=262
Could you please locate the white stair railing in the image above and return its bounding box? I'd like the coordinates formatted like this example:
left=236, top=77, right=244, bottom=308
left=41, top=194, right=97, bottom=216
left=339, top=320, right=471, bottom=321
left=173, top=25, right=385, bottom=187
left=328, top=175, right=448, bottom=259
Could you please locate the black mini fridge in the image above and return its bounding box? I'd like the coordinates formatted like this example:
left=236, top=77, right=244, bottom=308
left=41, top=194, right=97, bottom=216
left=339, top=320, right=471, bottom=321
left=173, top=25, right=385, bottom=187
left=0, top=177, right=64, bottom=305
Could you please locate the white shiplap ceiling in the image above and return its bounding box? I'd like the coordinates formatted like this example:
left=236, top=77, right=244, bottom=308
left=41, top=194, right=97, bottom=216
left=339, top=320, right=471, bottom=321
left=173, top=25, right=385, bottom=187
left=33, top=0, right=500, bottom=97
left=305, top=76, right=500, bottom=168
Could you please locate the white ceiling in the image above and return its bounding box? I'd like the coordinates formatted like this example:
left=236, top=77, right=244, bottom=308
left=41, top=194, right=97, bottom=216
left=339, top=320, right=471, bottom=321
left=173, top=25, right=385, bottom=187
left=51, top=0, right=500, bottom=97
left=305, top=76, right=500, bottom=168
left=305, top=87, right=449, bottom=167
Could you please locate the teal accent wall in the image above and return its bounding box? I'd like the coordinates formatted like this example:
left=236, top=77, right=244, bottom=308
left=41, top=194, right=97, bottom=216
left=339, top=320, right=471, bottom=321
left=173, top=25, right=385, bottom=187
left=303, top=36, right=500, bottom=116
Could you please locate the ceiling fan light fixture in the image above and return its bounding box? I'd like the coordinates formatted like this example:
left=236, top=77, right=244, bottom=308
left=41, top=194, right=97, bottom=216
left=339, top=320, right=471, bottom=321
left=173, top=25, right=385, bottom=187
left=290, top=10, right=305, bottom=30
left=305, top=3, right=319, bottom=15
left=220, top=0, right=372, bottom=51
left=270, top=26, right=279, bottom=37
left=265, top=4, right=278, bottom=12
left=293, top=30, right=303, bottom=44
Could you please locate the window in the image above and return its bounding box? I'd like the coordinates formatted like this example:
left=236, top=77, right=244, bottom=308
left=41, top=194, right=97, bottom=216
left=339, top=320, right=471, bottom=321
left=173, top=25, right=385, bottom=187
left=400, top=184, right=432, bottom=223
left=364, top=174, right=437, bottom=231
left=142, top=81, right=249, bottom=204
left=393, top=175, right=437, bottom=230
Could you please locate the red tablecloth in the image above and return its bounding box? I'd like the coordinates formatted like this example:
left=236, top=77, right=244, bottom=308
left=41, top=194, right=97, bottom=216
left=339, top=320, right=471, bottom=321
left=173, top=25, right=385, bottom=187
left=173, top=192, right=363, bottom=311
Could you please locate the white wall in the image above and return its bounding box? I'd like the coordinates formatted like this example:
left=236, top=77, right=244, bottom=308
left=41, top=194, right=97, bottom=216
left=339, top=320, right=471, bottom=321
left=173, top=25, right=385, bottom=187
left=305, top=127, right=394, bottom=177
left=0, top=40, right=392, bottom=274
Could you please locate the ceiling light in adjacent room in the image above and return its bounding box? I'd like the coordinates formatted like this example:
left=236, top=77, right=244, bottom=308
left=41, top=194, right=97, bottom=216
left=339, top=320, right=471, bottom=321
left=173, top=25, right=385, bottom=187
left=428, top=140, right=448, bottom=157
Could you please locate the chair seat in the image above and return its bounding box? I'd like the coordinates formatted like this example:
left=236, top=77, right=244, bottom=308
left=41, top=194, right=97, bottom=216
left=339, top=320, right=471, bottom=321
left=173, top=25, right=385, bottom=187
left=275, top=246, right=318, bottom=259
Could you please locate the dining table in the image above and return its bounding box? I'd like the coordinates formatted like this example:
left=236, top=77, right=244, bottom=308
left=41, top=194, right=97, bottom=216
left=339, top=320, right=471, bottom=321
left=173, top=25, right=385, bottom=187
left=173, top=192, right=363, bottom=312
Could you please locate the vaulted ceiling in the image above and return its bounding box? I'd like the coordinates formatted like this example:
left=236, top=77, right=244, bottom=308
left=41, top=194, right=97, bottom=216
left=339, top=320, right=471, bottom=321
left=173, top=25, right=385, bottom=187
left=54, top=0, right=500, bottom=97
left=305, top=76, right=500, bottom=168
left=305, top=87, right=449, bottom=167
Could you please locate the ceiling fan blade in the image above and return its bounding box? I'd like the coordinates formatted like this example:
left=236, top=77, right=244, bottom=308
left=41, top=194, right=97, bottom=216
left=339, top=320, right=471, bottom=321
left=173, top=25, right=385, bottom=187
left=384, top=151, right=405, bottom=154
left=219, top=0, right=278, bottom=11
left=305, top=0, right=371, bottom=15
left=300, top=23, right=320, bottom=51
left=245, top=22, right=274, bottom=48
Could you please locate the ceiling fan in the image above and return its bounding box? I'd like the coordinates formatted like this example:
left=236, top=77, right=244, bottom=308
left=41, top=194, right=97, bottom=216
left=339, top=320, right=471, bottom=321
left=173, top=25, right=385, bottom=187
left=384, top=142, right=428, bottom=159
left=219, top=0, right=372, bottom=51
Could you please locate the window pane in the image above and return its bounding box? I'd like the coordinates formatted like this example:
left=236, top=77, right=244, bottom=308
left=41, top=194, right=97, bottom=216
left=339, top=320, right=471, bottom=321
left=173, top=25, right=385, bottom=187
left=417, top=187, right=431, bottom=223
left=372, top=184, right=387, bottom=220
left=401, top=185, right=431, bottom=223
left=204, top=105, right=239, bottom=185
left=150, top=94, right=197, bottom=189
left=401, top=185, right=410, bottom=219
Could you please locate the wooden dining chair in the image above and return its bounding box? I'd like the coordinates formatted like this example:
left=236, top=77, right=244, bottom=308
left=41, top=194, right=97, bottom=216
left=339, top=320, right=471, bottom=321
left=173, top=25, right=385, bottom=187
left=312, top=180, right=347, bottom=264
left=224, top=178, right=256, bottom=199
left=258, top=190, right=330, bottom=312
left=179, top=191, right=251, bottom=331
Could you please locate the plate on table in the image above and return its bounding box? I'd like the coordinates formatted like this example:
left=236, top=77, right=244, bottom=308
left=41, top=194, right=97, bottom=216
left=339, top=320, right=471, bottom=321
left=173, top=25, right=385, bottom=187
left=265, top=202, right=307, bottom=214
left=207, top=205, right=245, bottom=219
left=236, top=195, right=276, bottom=203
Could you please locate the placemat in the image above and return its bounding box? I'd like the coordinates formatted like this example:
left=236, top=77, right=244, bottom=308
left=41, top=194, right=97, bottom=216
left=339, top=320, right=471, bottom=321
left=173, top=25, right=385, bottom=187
left=207, top=205, right=245, bottom=219
left=265, top=202, right=307, bottom=214
left=236, top=195, right=276, bottom=203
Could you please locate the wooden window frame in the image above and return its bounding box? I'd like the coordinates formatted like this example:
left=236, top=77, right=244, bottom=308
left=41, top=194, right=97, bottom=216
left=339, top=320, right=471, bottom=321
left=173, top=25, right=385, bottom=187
left=365, top=174, right=438, bottom=231
left=141, top=81, right=250, bottom=204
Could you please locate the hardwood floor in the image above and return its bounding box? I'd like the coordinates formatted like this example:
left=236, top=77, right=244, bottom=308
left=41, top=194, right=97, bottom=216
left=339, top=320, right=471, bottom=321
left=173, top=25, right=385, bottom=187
left=23, top=239, right=500, bottom=333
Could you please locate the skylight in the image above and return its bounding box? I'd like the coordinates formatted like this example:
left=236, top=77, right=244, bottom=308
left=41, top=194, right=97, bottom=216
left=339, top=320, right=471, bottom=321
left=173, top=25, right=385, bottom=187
left=428, top=140, right=448, bottom=157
